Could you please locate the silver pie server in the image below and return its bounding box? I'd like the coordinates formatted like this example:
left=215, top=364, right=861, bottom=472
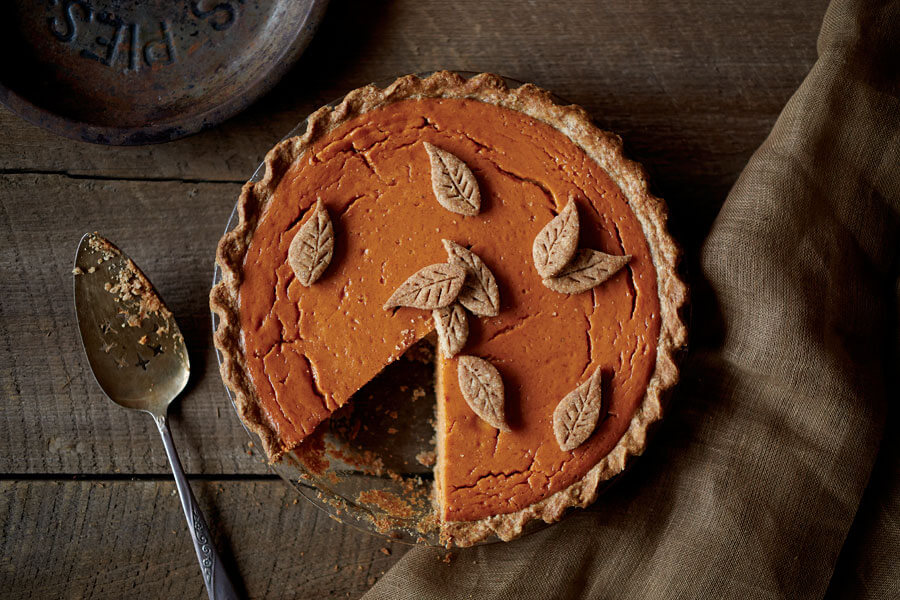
left=73, top=233, right=239, bottom=600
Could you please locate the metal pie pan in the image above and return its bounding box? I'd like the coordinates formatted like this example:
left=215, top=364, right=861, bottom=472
left=0, top=0, right=329, bottom=145
left=209, top=73, right=632, bottom=547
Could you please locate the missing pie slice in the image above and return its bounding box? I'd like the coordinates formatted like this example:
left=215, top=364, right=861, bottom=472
left=210, top=72, right=687, bottom=547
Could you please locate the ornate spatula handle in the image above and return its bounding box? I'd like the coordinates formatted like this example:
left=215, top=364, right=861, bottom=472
left=155, top=413, right=240, bottom=600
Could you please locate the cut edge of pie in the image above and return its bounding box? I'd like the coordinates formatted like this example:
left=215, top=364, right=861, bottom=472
left=210, top=71, right=687, bottom=547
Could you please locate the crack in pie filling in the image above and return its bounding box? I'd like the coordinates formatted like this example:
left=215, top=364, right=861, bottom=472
left=211, top=72, right=687, bottom=546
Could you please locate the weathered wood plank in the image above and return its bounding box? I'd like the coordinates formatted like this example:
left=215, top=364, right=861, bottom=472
left=0, top=0, right=823, bottom=204
left=0, top=175, right=265, bottom=475
left=0, top=480, right=415, bottom=599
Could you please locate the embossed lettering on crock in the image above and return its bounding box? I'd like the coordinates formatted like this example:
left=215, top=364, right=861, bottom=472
left=190, top=0, right=239, bottom=31
left=45, top=0, right=242, bottom=72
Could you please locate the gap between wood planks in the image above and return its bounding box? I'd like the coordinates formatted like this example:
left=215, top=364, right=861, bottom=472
left=0, top=168, right=246, bottom=185
left=0, top=472, right=285, bottom=482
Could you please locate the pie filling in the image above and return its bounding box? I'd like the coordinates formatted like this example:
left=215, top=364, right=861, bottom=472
left=238, top=97, right=661, bottom=523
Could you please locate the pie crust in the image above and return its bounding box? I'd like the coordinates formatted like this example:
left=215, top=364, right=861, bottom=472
left=210, top=71, right=687, bottom=546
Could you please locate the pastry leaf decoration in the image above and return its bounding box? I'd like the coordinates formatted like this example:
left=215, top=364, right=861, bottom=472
left=442, top=239, right=500, bottom=317
left=383, top=263, right=466, bottom=310
left=457, top=356, right=509, bottom=431
left=532, top=197, right=579, bottom=278
left=543, top=249, right=630, bottom=295
left=424, top=142, right=481, bottom=216
left=288, top=199, right=334, bottom=287
left=553, top=367, right=603, bottom=451
left=433, top=302, right=468, bottom=358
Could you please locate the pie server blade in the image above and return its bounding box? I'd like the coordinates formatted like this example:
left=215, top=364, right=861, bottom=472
left=73, top=232, right=239, bottom=600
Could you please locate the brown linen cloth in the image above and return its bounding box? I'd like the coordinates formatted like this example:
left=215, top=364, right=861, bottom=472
left=364, top=0, right=900, bottom=597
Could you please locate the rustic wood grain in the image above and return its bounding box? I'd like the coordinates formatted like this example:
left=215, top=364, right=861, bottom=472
left=0, top=174, right=265, bottom=475
left=0, top=1, right=823, bottom=213
left=0, top=480, right=417, bottom=599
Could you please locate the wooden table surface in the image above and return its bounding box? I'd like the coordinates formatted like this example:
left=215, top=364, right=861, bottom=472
left=0, top=1, right=827, bottom=597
